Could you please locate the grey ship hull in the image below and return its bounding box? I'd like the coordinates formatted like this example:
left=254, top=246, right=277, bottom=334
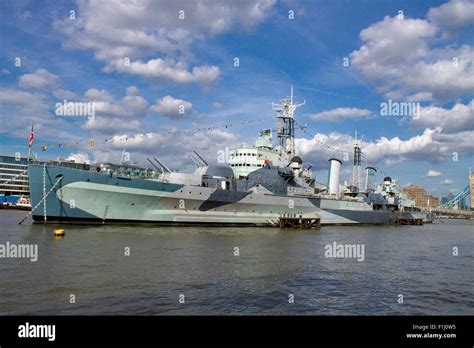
left=28, top=164, right=423, bottom=226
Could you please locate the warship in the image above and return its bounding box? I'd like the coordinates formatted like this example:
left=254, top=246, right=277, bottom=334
left=28, top=88, right=428, bottom=226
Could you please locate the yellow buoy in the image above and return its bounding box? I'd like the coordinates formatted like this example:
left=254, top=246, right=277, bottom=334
left=54, top=229, right=65, bottom=236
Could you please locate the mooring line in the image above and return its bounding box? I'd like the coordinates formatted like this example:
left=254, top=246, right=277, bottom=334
left=18, top=175, right=63, bottom=225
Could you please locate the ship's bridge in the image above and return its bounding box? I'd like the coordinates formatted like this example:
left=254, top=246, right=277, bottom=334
left=229, top=129, right=286, bottom=179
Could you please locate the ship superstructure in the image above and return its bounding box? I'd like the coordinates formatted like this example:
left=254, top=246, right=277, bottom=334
left=228, top=129, right=284, bottom=179
left=229, top=86, right=305, bottom=179
left=27, top=87, right=429, bottom=226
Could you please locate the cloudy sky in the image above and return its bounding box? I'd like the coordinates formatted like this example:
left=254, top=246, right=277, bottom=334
left=0, top=0, right=473, bottom=198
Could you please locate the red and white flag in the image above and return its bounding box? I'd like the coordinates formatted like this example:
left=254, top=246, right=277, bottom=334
left=28, top=124, right=34, bottom=147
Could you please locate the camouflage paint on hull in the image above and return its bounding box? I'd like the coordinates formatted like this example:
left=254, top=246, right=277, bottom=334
left=29, top=164, right=422, bottom=226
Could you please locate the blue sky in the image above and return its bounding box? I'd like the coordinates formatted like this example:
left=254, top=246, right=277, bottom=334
left=0, top=0, right=473, bottom=198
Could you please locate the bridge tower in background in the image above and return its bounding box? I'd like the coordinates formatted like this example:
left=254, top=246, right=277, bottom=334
left=469, top=167, right=474, bottom=211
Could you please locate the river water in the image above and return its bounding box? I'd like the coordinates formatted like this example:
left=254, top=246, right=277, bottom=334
left=0, top=210, right=472, bottom=315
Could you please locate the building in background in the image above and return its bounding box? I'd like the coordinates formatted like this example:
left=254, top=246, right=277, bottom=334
left=0, top=154, right=91, bottom=203
left=401, top=184, right=440, bottom=208
left=0, top=155, right=29, bottom=199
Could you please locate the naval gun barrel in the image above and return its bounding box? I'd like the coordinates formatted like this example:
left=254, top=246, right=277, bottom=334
left=187, top=151, right=208, bottom=167
left=153, top=156, right=172, bottom=173
left=147, top=158, right=163, bottom=173
left=192, top=151, right=208, bottom=166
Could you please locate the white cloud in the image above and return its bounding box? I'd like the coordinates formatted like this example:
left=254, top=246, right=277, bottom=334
left=427, top=170, right=442, bottom=177
left=52, top=88, right=79, bottom=100
left=428, top=0, right=474, bottom=35
left=82, top=86, right=148, bottom=134
left=150, top=95, right=193, bottom=117
left=55, top=0, right=276, bottom=85
left=207, top=128, right=237, bottom=142
left=349, top=9, right=474, bottom=103
left=0, top=87, right=49, bottom=122
left=309, top=107, right=371, bottom=122
left=2, top=81, right=148, bottom=138
left=405, top=92, right=433, bottom=102
left=109, top=58, right=220, bottom=85
left=85, top=86, right=148, bottom=119
left=413, top=100, right=474, bottom=133
left=0, top=88, right=46, bottom=106
left=401, top=45, right=474, bottom=102
left=0, top=87, right=73, bottom=139
left=432, top=129, right=474, bottom=154
left=363, top=128, right=450, bottom=163
left=212, top=101, right=223, bottom=109
left=18, top=68, right=59, bottom=89
left=296, top=126, right=474, bottom=169
left=440, top=178, right=453, bottom=185
left=296, top=132, right=354, bottom=169
left=83, top=117, right=141, bottom=134
left=126, top=86, right=139, bottom=96
left=354, top=16, right=436, bottom=65
left=93, top=128, right=240, bottom=170
left=84, top=89, right=114, bottom=102
left=66, top=152, right=90, bottom=164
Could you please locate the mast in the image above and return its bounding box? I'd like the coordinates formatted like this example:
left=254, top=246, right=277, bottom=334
left=352, top=130, right=362, bottom=190
left=27, top=121, right=34, bottom=163
left=272, top=86, right=305, bottom=161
